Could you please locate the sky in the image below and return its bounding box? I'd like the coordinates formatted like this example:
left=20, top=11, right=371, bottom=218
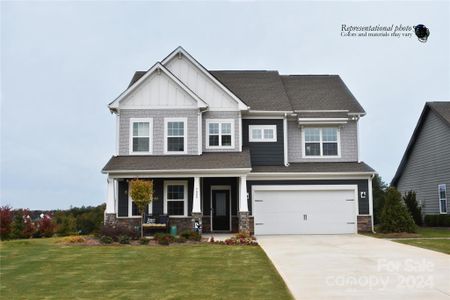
left=1, top=1, right=449, bottom=210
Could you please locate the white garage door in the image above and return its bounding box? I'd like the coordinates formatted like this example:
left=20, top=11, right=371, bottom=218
left=253, top=186, right=357, bottom=235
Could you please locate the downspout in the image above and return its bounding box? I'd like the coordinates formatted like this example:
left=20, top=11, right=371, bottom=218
left=369, top=173, right=375, bottom=233
left=283, top=113, right=289, bottom=166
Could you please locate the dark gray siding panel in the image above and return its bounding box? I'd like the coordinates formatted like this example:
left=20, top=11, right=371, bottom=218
left=118, top=181, right=128, bottom=217
left=397, top=112, right=450, bottom=214
left=243, top=119, right=284, bottom=166
left=247, top=180, right=369, bottom=215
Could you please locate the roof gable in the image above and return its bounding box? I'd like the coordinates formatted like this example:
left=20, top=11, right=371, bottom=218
left=161, top=47, right=249, bottom=111
left=109, top=63, right=208, bottom=111
left=391, top=101, right=450, bottom=186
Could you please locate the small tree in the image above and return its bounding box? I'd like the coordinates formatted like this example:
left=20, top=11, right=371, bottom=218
left=372, top=175, right=388, bottom=224
left=403, top=191, right=423, bottom=226
left=0, top=206, right=13, bottom=240
left=380, top=187, right=416, bottom=233
left=129, top=179, right=153, bottom=238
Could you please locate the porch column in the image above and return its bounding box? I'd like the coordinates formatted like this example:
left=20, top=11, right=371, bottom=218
left=238, top=175, right=250, bottom=233
left=192, top=176, right=202, bottom=233
left=104, top=177, right=117, bottom=226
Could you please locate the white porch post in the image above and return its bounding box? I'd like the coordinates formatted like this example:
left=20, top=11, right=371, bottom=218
left=192, top=176, right=201, bottom=213
left=106, top=177, right=116, bottom=214
left=239, top=175, right=248, bottom=212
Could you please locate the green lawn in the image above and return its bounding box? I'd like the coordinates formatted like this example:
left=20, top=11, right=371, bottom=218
left=0, top=238, right=292, bottom=300
left=396, top=239, right=450, bottom=255
left=364, top=227, right=450, bottom=254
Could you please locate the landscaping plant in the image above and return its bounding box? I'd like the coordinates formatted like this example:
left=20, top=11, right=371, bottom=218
left=403, top=191, right=423, bottom=226
left=129, top=179, right=154, bottom=238
left=379, top=187, right=416, bottom=233
left=0, top=206, right=13, bottom=240
left=372, top=175, right=388, bottom=224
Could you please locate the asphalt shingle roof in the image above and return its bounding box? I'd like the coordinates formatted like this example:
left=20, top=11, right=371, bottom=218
left=251, top=162, right=375, bottom=173
left=103, top=149, right=252, bottom=172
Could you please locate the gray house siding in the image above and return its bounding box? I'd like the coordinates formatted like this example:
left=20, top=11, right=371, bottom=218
left=246, top=179, right=369, bottom=215
left=202, top=111, right=240, bottom=152
left=397, top=112, right=450, bottom=215
left=119, top=109, right=199, bottom=155
left=242, top=119, right=284, bottom=166
left=288, top=120, right=359, bottom=162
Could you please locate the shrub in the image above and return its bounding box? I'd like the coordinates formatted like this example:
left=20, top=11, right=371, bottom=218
left=403, top=191, right=423, bottom=226
left=54, top=212, right=77, bottom=236
left=175, top=236, right=187, bottom=243
left=60, top=236, right=86, bottom=244
left=424, top=215, right=450, bottom=227
left=99, top=224, right=138, bottom=241
left=139, top=238, right=150, bottom=245
left=179, top=230, right=201, bottom=241
left=158, top=237, right=171, bottom=246
left=100, top=235, right=113, bottom=244
left=379, top=188, right=416, bottom=233
left=0, top=206, right=13, bottom=240
left=118, top=235, right=130, bottom=244
left=153, top=232, right=174, bottom=242
left=372, top=175, right=388, bottom=225
left=222, top=232, right=258, bottom=246
left=179, top=230, right=192, bottom=239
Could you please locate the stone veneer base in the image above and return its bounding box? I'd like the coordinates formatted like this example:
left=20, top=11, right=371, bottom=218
left=357, top=215, right=373, bottom=232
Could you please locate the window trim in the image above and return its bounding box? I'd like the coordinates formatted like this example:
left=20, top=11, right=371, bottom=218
left=129, top=118, right=153, bottom=155
left=205, top=119, right=235, bottom=149
left=248, top=125, right=277, bottom=142
left=164, top=118, right=188, bottom=154
left=301, top=127, right=341, bottom=158
left=164, top=180, right=188, bottom=217
left=438, top=184, right=447, bottom=214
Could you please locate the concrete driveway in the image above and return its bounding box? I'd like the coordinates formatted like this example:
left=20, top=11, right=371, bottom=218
left=258, top=235, right=450, bottom=300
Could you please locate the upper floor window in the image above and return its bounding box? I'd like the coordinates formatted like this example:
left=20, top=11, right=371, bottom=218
left=164, top=181, right=188, bottom=217
left=249, top=125, right=277, bottom=142
left=303, top=127, right=340, bottom=157
left=206, top=119, right=234, bottom=149
left=129, top=118, right=152, bottom=154
left=439, top=184, right=447, bottom=214
left=165, top=118, right=187, bottom=154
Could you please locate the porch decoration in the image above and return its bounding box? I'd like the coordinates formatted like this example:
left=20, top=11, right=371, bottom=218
left=130, top=179, right=154, bottom=238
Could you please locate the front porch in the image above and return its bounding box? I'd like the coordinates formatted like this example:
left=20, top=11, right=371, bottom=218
left=104, top=175, right=253, bottom=234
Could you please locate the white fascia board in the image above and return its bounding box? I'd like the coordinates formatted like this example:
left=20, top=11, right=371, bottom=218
left=161, top=46, right=249, bottom=111
left=295, top=110, right=349, bottom=113
left=103, top=168, right=252, bottom=175
left=108, top=62, right=208, bottom=111
left=298, top=118, right=348, bottom=125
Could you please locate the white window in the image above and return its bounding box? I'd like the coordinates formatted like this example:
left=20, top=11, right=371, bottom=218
left=439, top=184, right=447, bottom=214
left=302, top=127, right=340, bottom=157
left=164, top=118, right=187, bottom=154
left=164, top=181, right=188, bottom=217
left=206, top=119, right=234, bottom=149
left=129, top=118, right=153, bottom=154
left=249, top=125, right=277, bottom=142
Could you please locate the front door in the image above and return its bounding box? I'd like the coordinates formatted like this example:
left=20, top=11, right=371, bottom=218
left=212, top=189, right=230, bottom=231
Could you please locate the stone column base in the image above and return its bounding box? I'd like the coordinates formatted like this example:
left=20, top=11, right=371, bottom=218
left=238, top=211, right=250, bottom=233
left=191, top=212, right=203, bottom=233
left=357, top=215, right=373, bottom=232
left=104, top=213, right=118, bottom=226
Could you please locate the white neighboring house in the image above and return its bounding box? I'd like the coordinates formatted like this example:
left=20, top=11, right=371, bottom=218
left=103, top=47, right=376, bottom=235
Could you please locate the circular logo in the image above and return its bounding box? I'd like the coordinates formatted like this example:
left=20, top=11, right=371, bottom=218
left=413, top=24, right=430, bottom=43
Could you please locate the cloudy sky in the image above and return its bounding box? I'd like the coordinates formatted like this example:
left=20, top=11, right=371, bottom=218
left=1, top=1, right=449, bottom=209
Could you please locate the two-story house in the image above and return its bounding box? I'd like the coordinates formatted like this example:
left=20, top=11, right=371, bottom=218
left=102, top=47, right=376, bottom=235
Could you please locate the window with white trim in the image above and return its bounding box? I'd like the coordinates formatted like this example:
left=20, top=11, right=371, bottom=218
left=130, top=118, right=152, bottom=154
left=303, top=127, right=340, bottom=157
left=165, top=118, right=186, bottom=153
left=249, top=125, right=277, bottom=142
left=206, top=119, right=234, bottom=148
left=439, top=184, right=447, bottom=214
left=164, top=181, right=188, bottom=217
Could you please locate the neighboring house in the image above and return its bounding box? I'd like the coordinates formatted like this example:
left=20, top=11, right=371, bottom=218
left=392, top=102, right=450, bottom=216
left=102, top=47, right=375, bottom=235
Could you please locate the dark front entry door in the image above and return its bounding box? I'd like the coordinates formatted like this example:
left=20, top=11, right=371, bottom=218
left=212, top=189, right=230, bottom=231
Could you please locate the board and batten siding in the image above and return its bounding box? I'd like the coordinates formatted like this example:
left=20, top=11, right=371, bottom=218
left=119, top=109, right=199, bottom=155
left=202, top=111, right=240, bottom=152
left=397, top=112, right=450, bottom=215
left=242, top=119, right=284, bottom=166
left=288, top=120, right=359, bottom=162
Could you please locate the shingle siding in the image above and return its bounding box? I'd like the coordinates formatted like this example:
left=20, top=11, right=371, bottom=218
left=119, top=109, right=199, bottom=155
left=397, top=112, right=450, bottom=215
left=288, top=120, right=359, bottom=162
left=202, top=111, right=240, bottom=152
